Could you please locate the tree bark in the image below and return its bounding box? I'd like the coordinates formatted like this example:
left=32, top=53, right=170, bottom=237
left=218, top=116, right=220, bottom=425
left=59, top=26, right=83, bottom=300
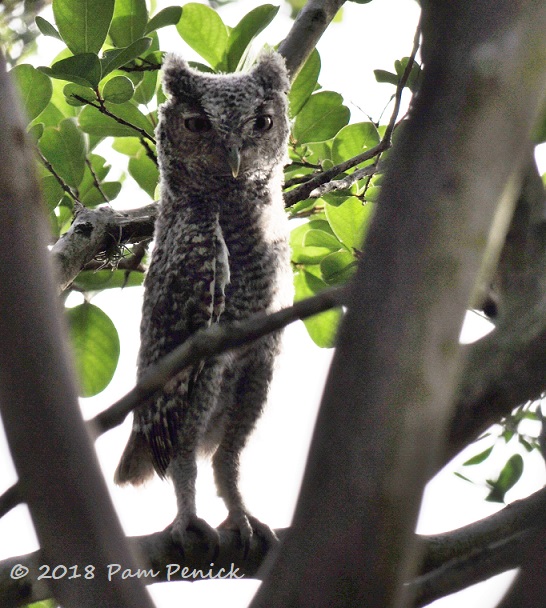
left=0, top=53, right=154, bottom=608
left=251, top=2, right=546, bottom=607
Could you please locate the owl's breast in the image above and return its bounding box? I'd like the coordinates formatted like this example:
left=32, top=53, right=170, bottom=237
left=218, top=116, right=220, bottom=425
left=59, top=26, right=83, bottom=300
left=219, top=196, right=292, bottom=320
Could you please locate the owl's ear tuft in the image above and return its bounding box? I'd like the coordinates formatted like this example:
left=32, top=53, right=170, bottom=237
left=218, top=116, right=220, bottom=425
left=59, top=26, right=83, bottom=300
left=162, top=53, right=199, bottom=101
left=252, top=51, right=290, bottom=94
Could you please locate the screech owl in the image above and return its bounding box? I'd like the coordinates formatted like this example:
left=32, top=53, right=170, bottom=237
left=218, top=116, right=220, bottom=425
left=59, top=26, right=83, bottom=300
left=114, top=51, right=292, bottom=549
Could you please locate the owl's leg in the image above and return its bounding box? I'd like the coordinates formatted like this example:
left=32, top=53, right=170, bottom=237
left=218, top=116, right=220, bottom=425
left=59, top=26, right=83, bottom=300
left=212, top=337, right=279, bottom=552
left=168, top=360, right=224, bottom=552
left=168, top=448, right=219, bottom=553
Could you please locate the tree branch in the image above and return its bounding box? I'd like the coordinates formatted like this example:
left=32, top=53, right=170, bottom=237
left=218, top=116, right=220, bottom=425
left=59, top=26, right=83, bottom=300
left=418, top=485, right=546, bottom=574
left=52, top=203, right=157, bottom=291
left=307, top=164, right=378, bottom=198
left=0, top=51, right=154, bottom=608
left=75, top=95, right=156, bottom=145
left=91, top=286, right=347, bottom=436
left=410, top=530, right=528, bottom=607
left=0, top=483, right=21, bottom=518
left=3, top=486, right=546, bottom=606
left=284, top=141, right=389, bottom=206
left=37, top=149, right=81, bottom=205
left=447, top=159, right=546, bottom=462
left=251, top=3, right=546, bottom=607
left=410, top=486, right=546, bottom=604
left=278, top=0, right=347, bottom=79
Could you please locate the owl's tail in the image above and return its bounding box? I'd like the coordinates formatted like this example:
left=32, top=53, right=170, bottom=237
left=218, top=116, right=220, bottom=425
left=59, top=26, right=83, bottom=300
left=114, top=431, right=155, bottom=486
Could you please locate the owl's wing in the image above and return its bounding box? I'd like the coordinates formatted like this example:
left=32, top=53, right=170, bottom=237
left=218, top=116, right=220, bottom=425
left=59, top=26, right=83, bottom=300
left=115, top=211, right=230, bottom=484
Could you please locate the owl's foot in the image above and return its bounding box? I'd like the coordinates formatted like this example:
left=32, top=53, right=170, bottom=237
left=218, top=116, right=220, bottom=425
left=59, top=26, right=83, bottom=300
left=170, top=514, right=220, bottom=559
left=219, top=510, right=278, bottom=557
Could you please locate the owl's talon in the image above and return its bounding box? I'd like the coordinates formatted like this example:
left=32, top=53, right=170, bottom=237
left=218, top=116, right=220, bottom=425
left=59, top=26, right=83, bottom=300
left=170, top=514, right=220, bottom=559
left=219, top=511, right=278, bottom=557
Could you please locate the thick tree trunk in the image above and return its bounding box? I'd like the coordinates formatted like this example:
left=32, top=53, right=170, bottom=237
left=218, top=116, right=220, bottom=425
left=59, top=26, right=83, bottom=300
left=251, top=2, right=546, bottom=607
left=0, top=53, right=154, bottom=608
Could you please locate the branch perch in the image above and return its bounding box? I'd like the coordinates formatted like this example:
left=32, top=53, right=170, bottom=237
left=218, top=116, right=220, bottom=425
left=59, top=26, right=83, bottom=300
left=91, top=286, right=347, bottom=436
left=52, top=203, right=157, bottom=291
left=3, top=486, right=546, bottom=607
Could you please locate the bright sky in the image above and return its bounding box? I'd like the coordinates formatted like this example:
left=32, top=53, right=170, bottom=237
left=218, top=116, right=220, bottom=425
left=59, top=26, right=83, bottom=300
left=1, top=1, right=546, bottom=607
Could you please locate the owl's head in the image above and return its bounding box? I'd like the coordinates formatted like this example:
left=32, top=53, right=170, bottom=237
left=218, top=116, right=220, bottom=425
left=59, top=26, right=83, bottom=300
left=158, top=52, right=290, bottom=183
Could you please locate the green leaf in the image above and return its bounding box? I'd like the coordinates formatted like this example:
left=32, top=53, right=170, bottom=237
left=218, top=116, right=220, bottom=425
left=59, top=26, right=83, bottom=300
left=144, top=6, right=182, bottom=34
left=289, top=222, right=309, bottom=261
left=454, top=472, right=473, bottom=483
left=79, top=153, right=111, bottom=196
left=35, top=16, right=62, bottom=41
left=300, top=140, right=333, bottom=166
left=374, top=69, right=398, bottom=86
left=109, top=0, right=148, bottom=47
left=129, top=151, right=159, bottom=198
left=288, top=49, right=320, bottom=118
left=79, top=102, right=155, bottom=138
left=48, top=53, right=102, bottom=88
left=29, top=101, right=65, bottom=128
left=40, top=175, right=65, bottom=211
left=518, top=436, right=535, bottom=452
left=463, top=445, right=494, bottom=466
left=293, top=91, right=350, bottom=144
left=28, top=123, right=44, bottom=141
left=53, top=0, right=115, bottom=54
left=304, top=228, right=343, bottom=251
left=112, top=137, right=142, bottom=155
left=102, top=76, right=135, bottom=103
left=325, top=196, right=373, bottom=250
left=320, top=250, right=357, bottom=285
left=365, top=185, right=381, bottom=202
left=25, top=599, right=58, bottom=608
left=101, top=37, right=153, bottom=77
left=394, top=57, right=422, bottom=92
left=66, top=302, right=120, bottom=397
left=81, top=181, right=122, bottom=206
left=39, top=118, right=86, bottom=188
left=331, top=122, right=380, bottom=165
left=176, top=3, right=229, bottom=69
left=486, top=454, right=524, bottom=503
left=225, top=4, right=279, bottom=72
left=294, top=271, right=341, bottom=348
left=73, top=269, right=145, bottom=291
left=11, top=64, right=53, bottom=122
left=133, top=54, right=160, bottom=104
left=64, top=83, right=96, bottom=106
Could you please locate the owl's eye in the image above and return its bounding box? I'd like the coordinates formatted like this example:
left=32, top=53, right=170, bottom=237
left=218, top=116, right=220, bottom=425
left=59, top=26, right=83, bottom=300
left=254, top=115, right=273, bottom=132
left=184, top=115, right=211, bottom=133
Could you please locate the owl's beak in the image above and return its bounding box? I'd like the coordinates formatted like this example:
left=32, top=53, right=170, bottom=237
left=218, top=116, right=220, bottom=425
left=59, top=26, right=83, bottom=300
left=226, top=145, right=241, bottom=178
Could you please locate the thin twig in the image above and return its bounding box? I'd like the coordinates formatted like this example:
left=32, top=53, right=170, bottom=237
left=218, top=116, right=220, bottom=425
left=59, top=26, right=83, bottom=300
left=284, top=21, right=421, bottom=208
left=383, top=20, right=421, bottom=143
left=0, top=482, right=21, bottom=518
left=74, top=95, right=157, bottom=145
left=85, top=157, right=110, bottom=204
left=90, top=286, right=347, bottom=436
left=140, top=137, right=158, bottom=166
left=309, top=164, right=378, bottom=198
left=284, top=140, right=390, bottom=206
left=37, top=149, right=82, bottom=205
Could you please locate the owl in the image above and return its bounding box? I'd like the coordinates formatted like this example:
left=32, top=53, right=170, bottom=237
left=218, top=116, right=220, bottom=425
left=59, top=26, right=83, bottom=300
left=114, top=51, right=292, bottom=550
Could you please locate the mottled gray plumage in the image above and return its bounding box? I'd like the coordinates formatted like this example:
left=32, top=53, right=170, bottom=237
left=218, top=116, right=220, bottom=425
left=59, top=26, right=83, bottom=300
left=115, top=52, right=291, bottom=546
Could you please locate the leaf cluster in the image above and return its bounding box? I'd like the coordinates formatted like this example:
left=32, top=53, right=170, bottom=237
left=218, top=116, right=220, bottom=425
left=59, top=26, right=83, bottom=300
left=456, top=400, right=544, bottom=503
